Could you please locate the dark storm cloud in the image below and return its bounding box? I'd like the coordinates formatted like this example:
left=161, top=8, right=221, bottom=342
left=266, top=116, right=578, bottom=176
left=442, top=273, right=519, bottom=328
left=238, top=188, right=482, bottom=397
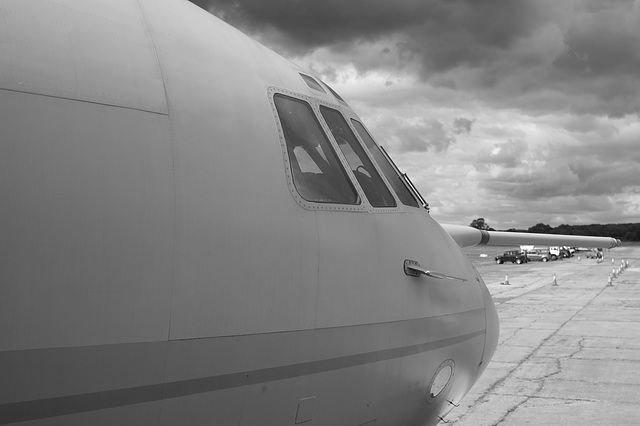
left=553, top=3, right=640, bottom=78
left=191, top=0, right=546, bottom=66
left=190, top=0, right=640, bottom=117
left=396, top=1, right=640, bottom=116
left=189, top=0, right=547, bottom=67
left=543, top=3, right=640, bottom=117
left=453, top=117, right=474, bottom=135
left=190, top=0, right=435, bottom=54
left=398, top=0, right=546, bottom=73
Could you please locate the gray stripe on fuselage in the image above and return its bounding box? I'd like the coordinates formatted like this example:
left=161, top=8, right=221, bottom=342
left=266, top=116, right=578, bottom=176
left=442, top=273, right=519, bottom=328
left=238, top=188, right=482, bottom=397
left=0, top=329, right=484, bottom=424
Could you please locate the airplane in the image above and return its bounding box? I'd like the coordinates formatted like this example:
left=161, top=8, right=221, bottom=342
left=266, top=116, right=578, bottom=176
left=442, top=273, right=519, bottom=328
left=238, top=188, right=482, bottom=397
left=0, top=1, right=621, bottom=425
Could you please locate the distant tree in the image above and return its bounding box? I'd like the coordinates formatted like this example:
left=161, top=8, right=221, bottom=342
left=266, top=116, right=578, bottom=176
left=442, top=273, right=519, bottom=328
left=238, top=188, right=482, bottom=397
left=624, top=225, right=640, bottom=241
left=528, top=223, right=553, bottom=233
left=470, top=218, right=484, bottom=229
left=555, top=224, right=574, bottom=234
left=470, top=217, right=495, bottom=231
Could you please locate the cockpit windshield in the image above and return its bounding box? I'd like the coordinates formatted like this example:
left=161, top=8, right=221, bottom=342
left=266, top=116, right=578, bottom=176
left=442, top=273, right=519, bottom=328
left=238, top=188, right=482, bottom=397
left=351, top=120, right=420, bottom=208
left=274, top=94, right=359, bottom=205
left=320, top=107, right=396, bottom=208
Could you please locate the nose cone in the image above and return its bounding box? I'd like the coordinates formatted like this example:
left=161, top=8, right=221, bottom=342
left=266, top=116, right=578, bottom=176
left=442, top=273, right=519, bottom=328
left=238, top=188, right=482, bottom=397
left=479, top=281, right=499, bottom=376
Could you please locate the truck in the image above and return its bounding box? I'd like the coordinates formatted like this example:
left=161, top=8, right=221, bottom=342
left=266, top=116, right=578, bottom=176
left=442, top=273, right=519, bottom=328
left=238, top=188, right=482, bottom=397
left=495, top=250, right=529, bottom=264
left=548, top=246, right=572, bottom=260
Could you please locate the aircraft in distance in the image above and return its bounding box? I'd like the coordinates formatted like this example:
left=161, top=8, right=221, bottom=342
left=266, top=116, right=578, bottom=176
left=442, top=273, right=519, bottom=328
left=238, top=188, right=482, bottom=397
left=0, top=1, right=620, bottom=425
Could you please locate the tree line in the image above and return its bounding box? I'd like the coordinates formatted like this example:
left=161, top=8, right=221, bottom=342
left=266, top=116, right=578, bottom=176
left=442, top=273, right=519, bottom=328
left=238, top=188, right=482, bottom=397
left=510, top=223, right=640, bottom=242
left=469, top=218, right=640, bottom=241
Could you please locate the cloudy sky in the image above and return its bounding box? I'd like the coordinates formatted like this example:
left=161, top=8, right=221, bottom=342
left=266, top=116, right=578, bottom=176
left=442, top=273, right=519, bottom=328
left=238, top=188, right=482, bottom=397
left=190, top=0, right=639, bottom=230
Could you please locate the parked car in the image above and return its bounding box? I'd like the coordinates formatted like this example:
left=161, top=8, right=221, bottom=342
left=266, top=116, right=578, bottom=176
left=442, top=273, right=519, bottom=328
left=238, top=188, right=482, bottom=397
left=495, top=250, right=529, bottom=264
left=521, top=245, right=558, bottom=260
left=524, top=248, right=551, bottom=262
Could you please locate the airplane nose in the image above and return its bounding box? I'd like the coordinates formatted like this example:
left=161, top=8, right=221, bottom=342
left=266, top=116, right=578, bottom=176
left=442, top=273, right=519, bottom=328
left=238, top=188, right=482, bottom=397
left=479, top=281, right=499, bottom=376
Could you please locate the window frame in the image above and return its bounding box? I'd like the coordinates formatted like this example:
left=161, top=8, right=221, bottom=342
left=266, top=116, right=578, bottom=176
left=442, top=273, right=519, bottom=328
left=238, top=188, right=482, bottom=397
left=269, top=87, right=365, bottom=212
left=319, top=105, right=397, bottom=209
left=269, top=87, right=403, bottom=213
left=299, top=73, right=327, bottom=94
left=350, top=119, right=426, bottom=209
left=330, top=106, right=414, bottom=213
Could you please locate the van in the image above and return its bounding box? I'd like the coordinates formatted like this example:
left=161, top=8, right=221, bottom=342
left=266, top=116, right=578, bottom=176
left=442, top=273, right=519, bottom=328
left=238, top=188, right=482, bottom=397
left=521, top=247, right=552, bottom=262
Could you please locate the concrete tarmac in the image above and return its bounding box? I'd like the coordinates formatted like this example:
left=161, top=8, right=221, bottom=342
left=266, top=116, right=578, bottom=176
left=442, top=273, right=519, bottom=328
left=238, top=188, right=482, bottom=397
left=448, top=244, right=640, bottom=425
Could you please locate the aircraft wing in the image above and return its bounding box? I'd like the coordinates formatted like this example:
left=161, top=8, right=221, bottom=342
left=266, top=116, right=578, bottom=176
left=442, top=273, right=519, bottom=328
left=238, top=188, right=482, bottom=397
left=442, top=224, right=621, bottom=249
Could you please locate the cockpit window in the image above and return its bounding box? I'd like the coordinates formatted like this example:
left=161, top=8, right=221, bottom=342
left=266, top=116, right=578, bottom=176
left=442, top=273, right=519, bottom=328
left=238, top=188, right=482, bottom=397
left=300, top=74, right=327, bottom=93
left=274, top=94, right=359, bottom=204
left=320, top=107, right=396, bottom=208
left=321, top=81, right=348, bottom=105
left=351, top=120, right=420, bottom=207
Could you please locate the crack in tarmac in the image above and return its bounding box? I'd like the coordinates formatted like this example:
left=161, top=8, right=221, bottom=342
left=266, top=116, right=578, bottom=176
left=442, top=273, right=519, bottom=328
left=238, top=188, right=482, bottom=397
left=452, top=276, right=610, bottom=425
left=490, top=285, right=609, bottom=426
left=449, top=248, right=640, bottom=425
